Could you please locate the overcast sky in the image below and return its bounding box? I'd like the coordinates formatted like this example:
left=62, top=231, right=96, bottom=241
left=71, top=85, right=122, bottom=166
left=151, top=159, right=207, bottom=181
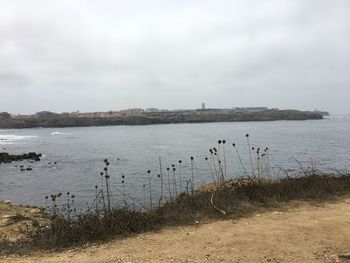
left=0, top=0, right=349, bottom=114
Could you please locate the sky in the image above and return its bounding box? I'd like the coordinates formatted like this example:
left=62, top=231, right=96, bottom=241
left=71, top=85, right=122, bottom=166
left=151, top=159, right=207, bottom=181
left=0, top=0, right=349, bottom=114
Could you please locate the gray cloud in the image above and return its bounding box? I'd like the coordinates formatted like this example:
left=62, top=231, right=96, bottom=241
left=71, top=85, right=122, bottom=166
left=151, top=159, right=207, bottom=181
left=0, top=0, right=349, bottom=114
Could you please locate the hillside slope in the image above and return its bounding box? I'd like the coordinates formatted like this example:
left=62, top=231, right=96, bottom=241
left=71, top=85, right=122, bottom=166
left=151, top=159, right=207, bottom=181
left=2, top=197, right=350, bottom=262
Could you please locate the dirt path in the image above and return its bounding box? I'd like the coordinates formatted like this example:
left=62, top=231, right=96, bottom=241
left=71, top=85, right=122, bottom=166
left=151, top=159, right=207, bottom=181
left=2, top=198, right=350, bottom=263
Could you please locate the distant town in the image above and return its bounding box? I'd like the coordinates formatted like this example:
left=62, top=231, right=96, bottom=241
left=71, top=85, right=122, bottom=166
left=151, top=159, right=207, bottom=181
left=1, top=105, right=278, bottom=119
left=0, top=105, right=328, bottom=129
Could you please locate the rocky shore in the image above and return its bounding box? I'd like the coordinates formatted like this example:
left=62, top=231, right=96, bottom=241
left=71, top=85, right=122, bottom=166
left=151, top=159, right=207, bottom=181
left=0, top=200, right=47, bottom=251
left=0, top=152, right=42, bottom=164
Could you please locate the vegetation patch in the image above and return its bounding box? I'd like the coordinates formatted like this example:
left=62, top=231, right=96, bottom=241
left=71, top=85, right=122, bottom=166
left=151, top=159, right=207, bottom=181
left=29, top=173, right=350, bottom=249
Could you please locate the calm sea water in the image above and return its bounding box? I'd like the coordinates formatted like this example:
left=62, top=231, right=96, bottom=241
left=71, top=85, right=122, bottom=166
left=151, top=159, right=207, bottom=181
left=0, top=116, right=349, bottom=208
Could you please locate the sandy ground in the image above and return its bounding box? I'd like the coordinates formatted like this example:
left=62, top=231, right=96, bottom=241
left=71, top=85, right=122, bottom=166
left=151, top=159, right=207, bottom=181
left=2, top=198, right=350, bottom=263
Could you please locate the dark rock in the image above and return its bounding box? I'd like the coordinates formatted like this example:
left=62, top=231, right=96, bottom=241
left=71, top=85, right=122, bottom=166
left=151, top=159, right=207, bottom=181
left=339, top=252, right=350, bottom=258
left=0, top=152, right=42, bottom=164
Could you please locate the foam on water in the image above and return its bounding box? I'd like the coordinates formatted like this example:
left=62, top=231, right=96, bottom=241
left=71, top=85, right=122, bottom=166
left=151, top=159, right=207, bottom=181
left=51, top=132, right=72, bottom=135
left=0, top=135, right=38, bottom=145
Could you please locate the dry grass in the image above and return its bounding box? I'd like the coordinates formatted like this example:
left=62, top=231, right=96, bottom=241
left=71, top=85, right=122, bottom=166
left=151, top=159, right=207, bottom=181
left=28, top=172, right=350, bottom=249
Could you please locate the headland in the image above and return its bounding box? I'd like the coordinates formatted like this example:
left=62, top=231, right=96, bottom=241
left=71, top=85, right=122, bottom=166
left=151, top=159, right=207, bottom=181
left=0, top=107, right=326, bottom=129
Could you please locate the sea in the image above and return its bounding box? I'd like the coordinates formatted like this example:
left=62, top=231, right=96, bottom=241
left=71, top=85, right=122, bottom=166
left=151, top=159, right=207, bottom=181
left=0, top=116, right=349, bottom=209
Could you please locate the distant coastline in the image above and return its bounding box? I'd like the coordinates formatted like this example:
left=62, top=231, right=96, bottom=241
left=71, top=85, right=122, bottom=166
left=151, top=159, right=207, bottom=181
left=0, top=108, right=325, bottom=129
